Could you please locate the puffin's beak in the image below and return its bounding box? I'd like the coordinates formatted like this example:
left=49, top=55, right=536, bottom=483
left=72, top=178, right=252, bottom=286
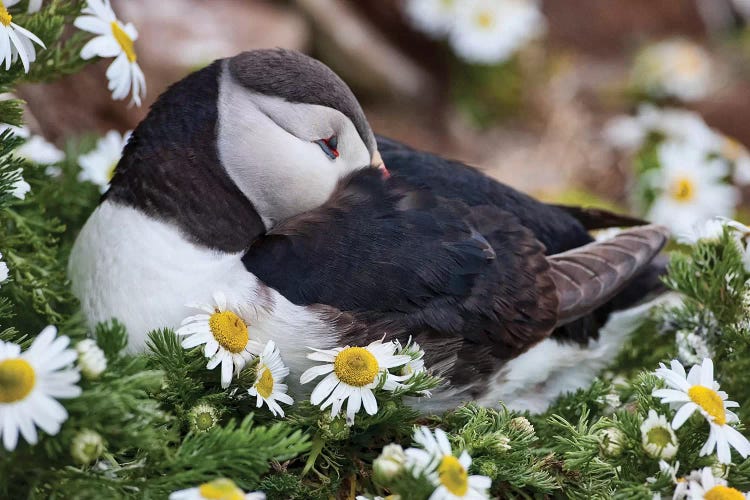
left=371, top=150, right=390, bottom=179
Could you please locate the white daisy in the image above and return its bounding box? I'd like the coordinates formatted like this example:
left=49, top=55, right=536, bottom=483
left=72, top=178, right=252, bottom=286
left=604, top=105, right=720, bottom=153
left=8, top=167, right=29, bottom=199
left=70, top=428, right=104, bottom=465
left=0, top=251, right=8, bottom=284
left=169, top=479, right=265, bottom=500
left=676, top=218, right=728, bottom=246
left=646, top=141, right=738, bottom=236
left=75, top=338, right=107, bottom=380
left=0, top=326, right=81, bottom=451
left=176, top=291, right=262, bottom=389
left=0, top=124, right=64, bottom=164
left=641, top=409, right=679, bottom=460
left=721, top=136, right=750, bottom=186
left=74, top=0, right=146, bottom=106
left=653, top=358, right=750, bottom=464
left=449, top=0, right=545, bottom=64
left=77, top=129, right=130, bottom=193
left=300, top=339, right=410, bottom=421
left=403, top=0, right=457, bottom=38
left=685, top=467, right=749, bottom=499
left=395, top=338, right=427, bottom=378
left=0, top=0, right=45, bottom=73
left=187, top=402, right=219, bottom=433
left=373, top=443, right=408, bottom=481
left=405, top=426, right=491, bottom=500
left=598, top=427, right=626, bottom=457
left=632, top=38, right=713, bottom=102
left=247, top=340, right=294, bottom=417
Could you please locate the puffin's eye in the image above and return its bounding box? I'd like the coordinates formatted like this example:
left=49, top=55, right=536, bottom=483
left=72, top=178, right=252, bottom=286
left=314, top=135, right=339, bottom=160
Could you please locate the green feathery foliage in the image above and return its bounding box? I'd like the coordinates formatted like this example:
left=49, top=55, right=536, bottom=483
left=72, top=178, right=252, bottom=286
left=1, top=2, right=750, bottom=499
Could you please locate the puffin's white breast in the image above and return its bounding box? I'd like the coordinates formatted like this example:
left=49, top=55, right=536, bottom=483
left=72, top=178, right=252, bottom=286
left=68, top=201, right=337, bottom=372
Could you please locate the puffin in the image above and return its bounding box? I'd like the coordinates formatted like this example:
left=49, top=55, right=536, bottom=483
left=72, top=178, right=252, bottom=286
left=69, top=49, right=668, bottom=412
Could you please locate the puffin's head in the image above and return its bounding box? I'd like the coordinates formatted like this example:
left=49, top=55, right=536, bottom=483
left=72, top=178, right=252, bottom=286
left=108, top=49, right=385, bottom=250
left=218, top=49, right=386, bottom=226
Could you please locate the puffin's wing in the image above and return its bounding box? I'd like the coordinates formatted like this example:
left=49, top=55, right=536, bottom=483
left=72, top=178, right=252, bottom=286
left=548, top=225, right=669, bottom=325
left=242, top=170, right=559, bottom=358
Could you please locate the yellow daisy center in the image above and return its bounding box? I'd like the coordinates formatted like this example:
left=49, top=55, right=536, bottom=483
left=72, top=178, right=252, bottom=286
left=475, top=10, right=495, bottom=29
left=197, top=478, right=245, bottom=500
left=0, top=358, right=36, bottom=403
left=208, top=310, right=249, bottom=354
left=670, top=177, right=695, bottom=202
left=688, top=385, right=727, bottom=426
left=110, top=21, right=137, bottom=63
left=705, top=485, right=746, bottom=500
left=646, top=426, right=674, bottom=448
left=333, top=347, right=379, bottom=387
left=255, top=365, right=274, bottom=399
left=438, top=454, right=469, bottom=496
left=0, top=2, right=11, bottom=27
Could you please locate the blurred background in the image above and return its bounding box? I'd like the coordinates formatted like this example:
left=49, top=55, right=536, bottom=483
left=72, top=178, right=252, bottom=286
left=18, top=0, right=750, bottom=233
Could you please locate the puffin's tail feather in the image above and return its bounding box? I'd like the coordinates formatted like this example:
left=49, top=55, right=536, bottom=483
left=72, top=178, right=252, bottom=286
left=548, top=224, right=669, bottom=327
left=550, top=204, right=650, bottom=230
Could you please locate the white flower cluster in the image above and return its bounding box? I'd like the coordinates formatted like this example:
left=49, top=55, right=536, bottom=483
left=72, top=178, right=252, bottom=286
left=640, top=358, right=750, bottom=498
left=176, top=291, right=430, bottom=422
left=631, top=38, right=714, bottom=102
left=653, top=358, right=750, bottom=465
left=605, top=105, right=750, bottom=235
left=366, top=426, right=492, bottom=500
left=403, top=0, right=545, bottom=64
left=0, top=1, right=146, bottom=106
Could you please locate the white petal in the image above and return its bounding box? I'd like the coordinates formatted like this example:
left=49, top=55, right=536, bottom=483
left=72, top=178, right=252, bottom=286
left=309, top=372, right=338, bottom=405
left=73, top=15, right=111, bottom=36
left=2, top=408, right=19, bottom=451
left=361, top=388, right=378, bottom=415
left=220, top=357, right=232, bottom=388
left=672, top=402, right=697, bottom=429
left=700, top=358, right=714, bottom=387
left=80, top=35, right=120, bottom=59
left=724, top=425, right=750, bottom=458
left=299, top=363, right=333, bottom=383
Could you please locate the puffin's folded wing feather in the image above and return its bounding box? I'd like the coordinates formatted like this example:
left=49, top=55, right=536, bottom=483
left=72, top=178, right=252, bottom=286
left=548, top=224, right=669, bottom=326
left=242, top=170, right=560, bottom=371
left=548, top=204, right=649, bottom=230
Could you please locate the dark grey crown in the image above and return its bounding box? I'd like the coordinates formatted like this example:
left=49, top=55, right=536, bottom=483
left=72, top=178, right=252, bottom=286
left=228, top=49, right=376, bottom=154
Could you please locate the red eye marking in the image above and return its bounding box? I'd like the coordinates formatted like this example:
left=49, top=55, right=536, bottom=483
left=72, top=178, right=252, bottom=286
left=323, top=135, right=339, bottom=158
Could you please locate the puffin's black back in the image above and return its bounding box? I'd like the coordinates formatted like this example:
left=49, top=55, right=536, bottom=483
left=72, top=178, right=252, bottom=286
left=375, top=136, right=593, bottom=254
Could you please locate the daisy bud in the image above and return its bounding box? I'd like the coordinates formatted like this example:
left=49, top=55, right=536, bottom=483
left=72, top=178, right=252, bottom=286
left=641, top=410, right=679, bottom=460
left=602, top=393, right=622, bottom=410
left=509, top=416, right=534, bottom=434
left=76, top=339, right=107, bottom=380
left=598, top=427, right=626, bottom=457
left=187, top=402, right=219, bottom=433
left=317, top=413, right=351, bottom=441
left=373, top=443, right=407, bottom=482
left=70, top=429, right=105, bottom=465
